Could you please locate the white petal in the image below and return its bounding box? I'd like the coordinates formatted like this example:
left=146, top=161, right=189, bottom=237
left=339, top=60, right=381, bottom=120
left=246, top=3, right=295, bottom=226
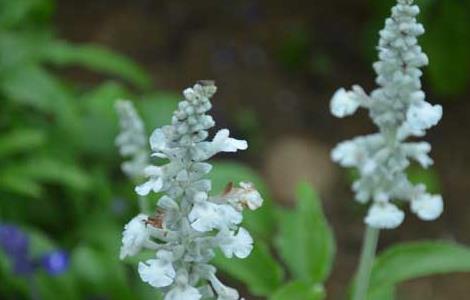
left=150, top=128, right=168, bottom=152
left=219, top=228, right=254, bottom=259
left=119, top=214, right=149, bottom=259
left=189, top=202, right=242, bottom=232
left=364, top=202, right=405, bottom=229
left=330, top=88, right=360, bottom=118
left=213, top=129, right=248, bottom=153
left=331, top=140, right=361, bottom=167
left=165, top=284, right=201, bottom=300
left=406, top=101, right=442, bottom=133
left=411, top=194, right=443, bottom=221
left=138, top=253, right=175, bottom=288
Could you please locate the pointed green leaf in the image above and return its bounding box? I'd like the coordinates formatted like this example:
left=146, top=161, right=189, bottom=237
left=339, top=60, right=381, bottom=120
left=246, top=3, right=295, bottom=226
left=275, top=182, right=335, bottom=283
left=368, top=241, right=470, bottom=297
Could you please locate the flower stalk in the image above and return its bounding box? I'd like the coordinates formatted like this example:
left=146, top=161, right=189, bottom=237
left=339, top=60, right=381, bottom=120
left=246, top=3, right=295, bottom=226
left=353, top=226, right=380, bottom=300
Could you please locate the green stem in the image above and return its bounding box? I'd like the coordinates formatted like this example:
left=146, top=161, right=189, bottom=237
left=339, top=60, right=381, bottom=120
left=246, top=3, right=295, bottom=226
left=353, top=226, right=380, bottom=300
left=138, top=195, right=150, bottom=214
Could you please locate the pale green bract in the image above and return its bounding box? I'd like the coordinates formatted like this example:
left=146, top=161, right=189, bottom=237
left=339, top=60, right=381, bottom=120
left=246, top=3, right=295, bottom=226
left=330, top=0, right=443, bottom=229
left=117, top=82, right=263, bottom=299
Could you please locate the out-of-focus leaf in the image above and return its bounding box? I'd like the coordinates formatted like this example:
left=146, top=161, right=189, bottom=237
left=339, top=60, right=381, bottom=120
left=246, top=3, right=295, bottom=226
left=137, top=92, right=179, bottom=130
left=72, top=246, right=134, bottom=300
left=275, top=182, right=335, bottom=283
left=0, top=172, right=42, bottom=198
left=270, top=281, right=325, bottom=300
left=71, top=246, right=108, bottom=291
left=0, top=128, right=46, bottom=157
left=43, top=41, right=151, bottom=89
left=80, top=81, right=129, bottom=156
left=367, top=285, right=395, bottom=300
left=422, top=1, right=470, bottom=95
left=368, top=241, right=470, bottom=297
left=407, top=166, right=440, bottom=194
left=35, top=271, right=80, bottom=300
left=2, top=158, right=91, bottom=191
left=210, top=161, right=276, bottom=240
left=0, top=0, right=53, bottom=28
left=213, top=241, right=284, bottom=296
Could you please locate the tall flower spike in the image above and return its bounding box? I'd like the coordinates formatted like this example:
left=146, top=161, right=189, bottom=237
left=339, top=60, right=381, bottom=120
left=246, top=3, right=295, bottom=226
left=118, top=81, right=263, bottom=299
left=115, top=100, right=149, bottom=180
left=330, top=0, right=443, bottom=229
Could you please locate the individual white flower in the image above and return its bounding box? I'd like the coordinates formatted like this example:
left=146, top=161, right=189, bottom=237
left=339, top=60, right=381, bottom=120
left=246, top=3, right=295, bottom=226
left=220, top=182, right=263, bottom=211
left=218, top=227, right=253, bottom=259
left=331, top=140, right=363, bottom=167
left=411, top=194, right=443, bottom=220
left=212, top=129, right=248, bottom=153
left=406, top=101, right=442, bottom=134
left=330, top=88, right=360, bottom=118
left=189, top=201, right=242, bottom=232
left=135, top=166, right=164, bottom=196
left=208, top=273, right=239, bottom=300
left=138, top=250, right=176, bottom=288
left=237, top=182, right=263, bottom=210
left=120, top=214, right=150, bottom=259
left=150, top=128, right=171, bottom=154
left=364, top=202, right=405, bottom=229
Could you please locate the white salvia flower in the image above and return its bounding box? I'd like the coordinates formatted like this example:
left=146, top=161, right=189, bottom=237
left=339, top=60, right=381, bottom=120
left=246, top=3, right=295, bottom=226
left=135, top=166, right=164, bottom=196
left=411, top=194, right=443, bottom=221
left=330, top=88, right=360, bottom=118
left=214, top=182, right=263, bottom=211
left=119, top=214, right=150, bottom=259
left=218, top=227, right=253, bottom=259
left=365, top=203, right=405, bottom=229
left=118, top=81, right=262, bottom=299
left=406, top=101, right=442, bottom=135
left=138, top=250, right=176, bottom=288
left=115, top=100, right=149, bottom=179
left=330, top=0, right=443, bottom=229
left=212, top=129, right=248, bottom=153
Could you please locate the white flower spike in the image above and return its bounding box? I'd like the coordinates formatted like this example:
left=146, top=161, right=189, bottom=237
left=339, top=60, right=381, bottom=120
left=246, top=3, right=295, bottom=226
left=330, top=0, right=443, bottom=229
left=118, top=81, right=263, bottom=299
left=115, top=100, right=149, bottom=180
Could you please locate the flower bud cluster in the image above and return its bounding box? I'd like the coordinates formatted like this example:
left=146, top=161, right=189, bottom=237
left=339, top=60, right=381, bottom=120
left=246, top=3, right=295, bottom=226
left=119, top=82, right=263, bottom=299
left=330, top=0, right=443, bottom=229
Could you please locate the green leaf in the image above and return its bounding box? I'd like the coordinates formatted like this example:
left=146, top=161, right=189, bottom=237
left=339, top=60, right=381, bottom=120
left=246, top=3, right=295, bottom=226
left=367, top=285, right=395, bottom=300
left=0, top=171, right=42, bottom=198
left=275, top=182, right=335, bottom=283
left=8, top=158, right=91, bottom=191
left=0, top=0, right=53, bottom=28
left=0, top=128, right=46, bottom=157
left=213, top=241, right=284, bottom=296
left=43, top=41, right=151, bottom=89
left=210, top=161, right=276, bottom=240
left=368, top=241, right=470, bottom=297
left=271, top=281, right=325, bottom=300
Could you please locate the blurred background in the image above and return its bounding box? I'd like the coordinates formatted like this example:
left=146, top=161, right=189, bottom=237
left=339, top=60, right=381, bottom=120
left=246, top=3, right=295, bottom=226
left=1, top=0, right=470, bottom=299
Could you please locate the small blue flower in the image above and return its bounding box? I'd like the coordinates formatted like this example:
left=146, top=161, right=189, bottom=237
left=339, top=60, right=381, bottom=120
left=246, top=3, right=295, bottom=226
left=41, top=250, right=69, bottom=275
left=0, top=224, right=29, bottom=258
